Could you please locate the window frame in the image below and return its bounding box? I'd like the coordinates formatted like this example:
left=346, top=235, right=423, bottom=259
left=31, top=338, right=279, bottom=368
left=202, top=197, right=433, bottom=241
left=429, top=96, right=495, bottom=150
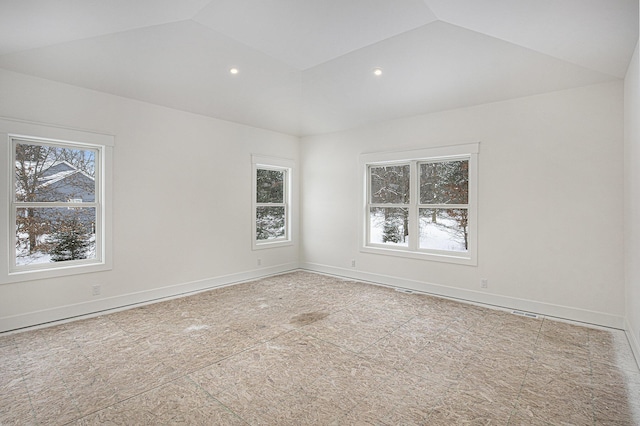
left=251, top=155, right=294, bottom=250
left=360, top=143, right=479, bottom=266
left=1, top=118, right=114, bottom=284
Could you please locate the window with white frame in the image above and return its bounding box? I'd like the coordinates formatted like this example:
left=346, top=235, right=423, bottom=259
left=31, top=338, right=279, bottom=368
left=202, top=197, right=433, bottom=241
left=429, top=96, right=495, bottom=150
left=361, top=143, right=478, bottom=265
left=11, top=137, right=101, bottom=270
left=252, top=155, right=293, bottom=249
left=1, top=118, right=113, bottom=283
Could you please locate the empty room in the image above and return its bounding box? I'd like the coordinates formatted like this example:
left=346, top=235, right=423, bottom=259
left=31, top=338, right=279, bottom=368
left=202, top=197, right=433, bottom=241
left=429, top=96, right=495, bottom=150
left=1, top=0, right=639, bottom=424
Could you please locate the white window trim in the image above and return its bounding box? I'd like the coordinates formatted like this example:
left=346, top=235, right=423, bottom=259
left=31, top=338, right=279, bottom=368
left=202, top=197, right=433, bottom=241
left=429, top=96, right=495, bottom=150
left=0, top=117, right=114, bottom=284
left=251, top=155, right=295, bottom=250
left=359, top=143, right=479, bottom=266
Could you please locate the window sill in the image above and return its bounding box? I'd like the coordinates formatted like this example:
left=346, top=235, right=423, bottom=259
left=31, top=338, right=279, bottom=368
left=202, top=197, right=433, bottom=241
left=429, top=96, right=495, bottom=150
left=361, top=245, right=477, bottom=266
left=2, top=261, right=112, bottom=285
left=253, top=240, right=293, bottom=250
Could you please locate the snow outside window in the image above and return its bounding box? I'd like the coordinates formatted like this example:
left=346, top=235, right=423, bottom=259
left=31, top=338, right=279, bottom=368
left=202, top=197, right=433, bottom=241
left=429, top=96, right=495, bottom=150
left=252, top=156, right=294, bottom=249
left=11, top=137, right=102, bottom=271
left=361, top=143, right=478, bottom=265
left=1, top=118, right=113, bottom=284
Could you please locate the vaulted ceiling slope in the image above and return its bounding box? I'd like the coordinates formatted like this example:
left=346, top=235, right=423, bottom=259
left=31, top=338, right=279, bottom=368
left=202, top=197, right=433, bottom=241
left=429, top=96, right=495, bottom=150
left=0, top=0, right=637, bottom=136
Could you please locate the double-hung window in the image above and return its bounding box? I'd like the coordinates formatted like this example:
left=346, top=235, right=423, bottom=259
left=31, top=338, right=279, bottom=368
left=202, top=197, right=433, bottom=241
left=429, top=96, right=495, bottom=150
left=252, top=155, right=294, bottom=249
left=418, top=159, right=470, bottom=252
left=1, top=118, right=113, bottom=283
left=368, top=163, right=411, bottom=247
left=362, top=143, right=478, bottom=265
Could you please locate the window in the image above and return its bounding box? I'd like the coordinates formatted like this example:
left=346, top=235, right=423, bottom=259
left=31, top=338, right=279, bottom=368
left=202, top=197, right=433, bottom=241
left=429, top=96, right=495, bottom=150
left=252, top=155, right=294, bottom=249
left=12, top=137, right=101, bottom=270
left=418, top=159, right=470, bottom=252
left=1, top=118, right=113, bottom=283
left=361, top=143, right=478, bottom=265
left=368, top=163, right=410, bottom=247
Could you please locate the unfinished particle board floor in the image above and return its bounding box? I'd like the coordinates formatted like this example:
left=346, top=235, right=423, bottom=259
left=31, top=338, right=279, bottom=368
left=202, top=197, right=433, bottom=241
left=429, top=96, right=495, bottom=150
left=1, top=271, right=638, bottom=425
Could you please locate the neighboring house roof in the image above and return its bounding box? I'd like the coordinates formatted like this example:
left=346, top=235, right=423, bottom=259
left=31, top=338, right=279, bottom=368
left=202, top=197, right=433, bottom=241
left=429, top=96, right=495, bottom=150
left=38, top=161, right=94, bottom=188
left=15, top=161, right=95, bottom=200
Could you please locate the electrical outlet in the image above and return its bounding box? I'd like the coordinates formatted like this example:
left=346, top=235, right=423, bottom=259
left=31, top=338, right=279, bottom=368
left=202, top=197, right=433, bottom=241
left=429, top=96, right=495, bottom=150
left=92, top=284, right=101, bottom=296
left=480, top=279, right=488, bottom=289
left=257, top=258, right=262, bottom=266
left=351, top=259, right=356, bottom=267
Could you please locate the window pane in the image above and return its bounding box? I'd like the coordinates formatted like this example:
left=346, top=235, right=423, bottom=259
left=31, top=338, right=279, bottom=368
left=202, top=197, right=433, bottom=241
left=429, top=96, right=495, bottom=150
left=256, top=169, right=284, bottom=203
left=16, top=207, right=96, bottom=266
left=419, top=208, right=468, bottom=252
left=256, top=206, right=285, bottom=240
left=15, top=141, right=96, bottom=203
left=370, top=165, right=410, bottom=204
left=369, top=207, right=409, bottom=246
left=419, top=160, right=468, bottom=204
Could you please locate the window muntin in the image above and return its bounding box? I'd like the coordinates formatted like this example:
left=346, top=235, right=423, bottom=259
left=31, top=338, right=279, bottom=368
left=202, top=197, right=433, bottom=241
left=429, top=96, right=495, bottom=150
left=11, top=137, right=102, bottom=271
left=362, top=144, right=478, bottom=265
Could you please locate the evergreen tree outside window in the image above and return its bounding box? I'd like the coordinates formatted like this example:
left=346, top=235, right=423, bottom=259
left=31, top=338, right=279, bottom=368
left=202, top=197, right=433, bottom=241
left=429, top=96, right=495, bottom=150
left=361, top=143, right=478, bottom=265
left=49, top=217, right=93, bottom=262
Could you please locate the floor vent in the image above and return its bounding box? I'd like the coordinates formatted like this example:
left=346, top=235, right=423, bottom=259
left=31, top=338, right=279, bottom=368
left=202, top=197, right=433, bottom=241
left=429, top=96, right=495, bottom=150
left=511, top=310, right=539, bottom=319
left=395, top=288, right=415, bottom=294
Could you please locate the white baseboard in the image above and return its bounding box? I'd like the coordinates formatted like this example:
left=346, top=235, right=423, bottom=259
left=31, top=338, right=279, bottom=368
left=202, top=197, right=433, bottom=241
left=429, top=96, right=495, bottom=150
left=625, top=318, right=640, bottom=370
left=300, top=262, right=625, bottom=330
left=2, top=261, right=628, bottom=336
left=0, top=263, right=298, bottom=333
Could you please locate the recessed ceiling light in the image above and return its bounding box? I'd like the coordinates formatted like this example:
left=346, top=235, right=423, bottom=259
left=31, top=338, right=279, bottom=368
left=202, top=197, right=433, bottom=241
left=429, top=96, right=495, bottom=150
left=229, top=67, right=239, bottom=75
left=373, top=68, right=383, bottom=76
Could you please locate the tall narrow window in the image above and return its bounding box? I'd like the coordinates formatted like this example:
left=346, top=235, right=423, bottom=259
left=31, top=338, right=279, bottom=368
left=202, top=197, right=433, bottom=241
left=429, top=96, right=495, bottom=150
left=419, top=159, right=469, bottom=252
left=8, top=136, right=109, bottom=274
left=368, top=164, right=410, bottom=247
left=361, top=143, right=478, bottom=265
left=256, top=168, right=286, bottom=241
left=252, top=156, right=294, bottom=249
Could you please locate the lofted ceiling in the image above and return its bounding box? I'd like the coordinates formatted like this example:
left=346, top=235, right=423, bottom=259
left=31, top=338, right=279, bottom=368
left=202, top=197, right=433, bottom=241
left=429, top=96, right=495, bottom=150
left=0, top=0, right=637, bottom=136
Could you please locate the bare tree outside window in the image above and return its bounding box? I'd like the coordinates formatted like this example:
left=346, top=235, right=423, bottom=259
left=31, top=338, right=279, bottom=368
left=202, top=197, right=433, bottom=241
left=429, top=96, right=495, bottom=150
left=366, top=158, right=470, bottom=253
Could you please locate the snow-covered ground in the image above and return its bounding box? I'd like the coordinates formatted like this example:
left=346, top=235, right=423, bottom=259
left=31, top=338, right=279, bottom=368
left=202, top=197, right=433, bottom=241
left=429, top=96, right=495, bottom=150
left=16, top=232, right=96, bottom=266
left=369, top=211, right=466, bottom=252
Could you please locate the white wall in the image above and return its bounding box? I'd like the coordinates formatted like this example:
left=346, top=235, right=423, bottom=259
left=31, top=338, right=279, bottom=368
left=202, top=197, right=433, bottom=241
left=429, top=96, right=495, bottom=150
left=0, top=69, right=299, bottom=331
left=625, top=40, right=640, bottom=362
left=0, top=67, right=630, bottom=334
left=301, top=81, right=625, bottom=328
